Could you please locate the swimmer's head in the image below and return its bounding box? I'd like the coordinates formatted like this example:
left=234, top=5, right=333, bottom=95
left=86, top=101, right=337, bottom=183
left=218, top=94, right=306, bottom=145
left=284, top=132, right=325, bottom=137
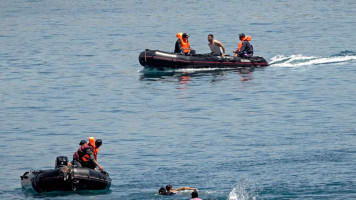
left=191, top=190, right=199, bottom=198
left=158, top=187, right=167, bottom=195
left=166, top=184, right=173, bottom=191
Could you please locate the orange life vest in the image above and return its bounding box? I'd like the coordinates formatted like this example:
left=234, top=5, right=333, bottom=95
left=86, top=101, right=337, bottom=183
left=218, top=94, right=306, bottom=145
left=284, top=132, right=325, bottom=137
left=82, top=137, right=96, bottom=162
left=94, top=147, right=99, bottom=160
left=238, top=36, right=252, bottom=51
left=176, top=33, right=190, bottom=53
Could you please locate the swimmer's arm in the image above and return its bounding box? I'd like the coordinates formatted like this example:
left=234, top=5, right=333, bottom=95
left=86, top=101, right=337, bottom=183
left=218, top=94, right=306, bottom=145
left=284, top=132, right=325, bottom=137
left=175, top=187, right=196, bottom=191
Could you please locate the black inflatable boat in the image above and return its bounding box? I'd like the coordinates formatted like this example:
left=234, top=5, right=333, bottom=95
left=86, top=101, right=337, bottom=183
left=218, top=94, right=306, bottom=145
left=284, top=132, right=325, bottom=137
left=139, top=49, right=269, bottom=70
left=20, top=156, right=111, bottom=193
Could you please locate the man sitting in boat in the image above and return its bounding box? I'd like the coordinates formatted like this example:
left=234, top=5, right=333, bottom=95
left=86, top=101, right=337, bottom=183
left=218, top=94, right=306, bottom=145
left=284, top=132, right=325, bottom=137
left=208, top=34, right=226, bottom=56
left=233, top=33, right=253, bottom=57
left=72, top=137, right=104, bottom=171
left=93, top=139, right=102, bottom=161
left=174, top=32, right=196, bottom=55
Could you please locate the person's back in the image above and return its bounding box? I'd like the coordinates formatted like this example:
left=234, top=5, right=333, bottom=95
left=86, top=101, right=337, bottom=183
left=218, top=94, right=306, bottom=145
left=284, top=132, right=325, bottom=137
left=72, top=143, right=92, bottom=167
left=174, top=38, right=182, bottom=53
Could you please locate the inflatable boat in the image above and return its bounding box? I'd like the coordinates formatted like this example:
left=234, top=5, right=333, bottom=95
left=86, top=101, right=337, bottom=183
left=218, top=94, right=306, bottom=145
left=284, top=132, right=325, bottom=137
left=139, top=49, right=269, bottom=70
left=20, top=156, right=111, bottom=193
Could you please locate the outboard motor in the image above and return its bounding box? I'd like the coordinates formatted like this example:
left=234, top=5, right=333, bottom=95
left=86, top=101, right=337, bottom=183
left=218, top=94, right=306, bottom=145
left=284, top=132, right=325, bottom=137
left=55, top=156, right=68, bottom=168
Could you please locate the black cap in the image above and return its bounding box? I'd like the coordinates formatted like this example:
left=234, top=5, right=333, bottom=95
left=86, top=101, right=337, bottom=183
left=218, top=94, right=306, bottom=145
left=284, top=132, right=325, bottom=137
left=79, top=140, right=87, bottom=145
left=239, top=33, right=245, bottom=38
left=95, top=139, right=102, bottom=147
left=182, top=33, right=189, bottom=38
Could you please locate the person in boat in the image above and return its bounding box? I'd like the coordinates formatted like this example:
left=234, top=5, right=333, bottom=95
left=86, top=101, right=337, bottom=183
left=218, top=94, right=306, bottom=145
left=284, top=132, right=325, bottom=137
left=233, top=33, right=253, bottom=57
left=72, top=137, right=104, bottom=171
left=165, top=184, right=197, bottom=194
left=174, top=32, right=196, bottom=55
left=79, top=140, right=87, bottom=146
left=208, top=34, right=226, bottom=56
left=93, top=139, right=102, bottom=161
left=191, top=190, right=203, bottom=200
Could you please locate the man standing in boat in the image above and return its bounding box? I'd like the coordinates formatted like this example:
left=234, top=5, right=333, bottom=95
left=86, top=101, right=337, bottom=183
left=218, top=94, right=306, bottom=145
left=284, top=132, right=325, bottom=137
left=208, top=34, right=226, bottom=56
left=174, top=32, right=196, bottom=55
left=72, top=137, right=104, bottom=171
left=233, top=33, right=253, bottom=57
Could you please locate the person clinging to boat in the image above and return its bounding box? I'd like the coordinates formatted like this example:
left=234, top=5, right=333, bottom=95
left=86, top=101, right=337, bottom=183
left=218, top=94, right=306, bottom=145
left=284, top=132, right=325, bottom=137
left=174, top=32, right=196, bottom=55
left=233, top=33, right=254, bottom=57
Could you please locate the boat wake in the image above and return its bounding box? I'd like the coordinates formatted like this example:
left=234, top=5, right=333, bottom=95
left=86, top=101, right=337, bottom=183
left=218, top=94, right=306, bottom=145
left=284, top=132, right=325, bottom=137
left=269, top=50, right=356, bottom=67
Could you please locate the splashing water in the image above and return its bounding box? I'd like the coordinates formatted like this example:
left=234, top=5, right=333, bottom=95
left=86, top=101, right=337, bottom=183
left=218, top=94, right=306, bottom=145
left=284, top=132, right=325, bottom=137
left=269, top=51, right=356, bottom=67
left=228, top=179, right=257, bottom=200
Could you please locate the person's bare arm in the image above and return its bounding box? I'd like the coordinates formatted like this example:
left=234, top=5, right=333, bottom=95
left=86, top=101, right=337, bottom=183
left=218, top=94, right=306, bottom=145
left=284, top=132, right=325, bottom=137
left=175, top=187, right=196, bottom=191
left=215, top=40, right=226, bottom=56
left=87, top=148, right=104, bottom=171
left=93, top=159, right=103, bottom=171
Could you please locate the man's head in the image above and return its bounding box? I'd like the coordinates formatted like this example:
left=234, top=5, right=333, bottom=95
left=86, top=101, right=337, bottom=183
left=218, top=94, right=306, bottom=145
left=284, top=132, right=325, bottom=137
left=159, top=187, right=167, bottom=195
left=239, top=33, right=245, bottom=40
left=191, top=190, right=199, bottom=198
left=182, top=33, right=189, bottom=42
left=208, top=34, right=214, bottom=42
left=95, top=139, right=102, bottom=148
left=166, top=184, right=173, bottom=191
left=79, top=140, right=87, bottom=146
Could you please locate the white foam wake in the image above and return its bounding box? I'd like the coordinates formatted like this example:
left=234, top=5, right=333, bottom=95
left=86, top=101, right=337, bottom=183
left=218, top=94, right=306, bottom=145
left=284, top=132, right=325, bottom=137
left=228, top=179, right=257, bottom=200
left=269, top=54, right=356, bottom=67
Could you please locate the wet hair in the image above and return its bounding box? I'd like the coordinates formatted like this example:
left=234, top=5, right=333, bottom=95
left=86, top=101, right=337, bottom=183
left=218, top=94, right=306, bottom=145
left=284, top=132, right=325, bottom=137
left=191, top=190, right=199, bottom=198
left=159, top=187, right=167, bottom=195
left=166, top=184, right=173, bottom=191
left=208, top=34, right=214, bottom=38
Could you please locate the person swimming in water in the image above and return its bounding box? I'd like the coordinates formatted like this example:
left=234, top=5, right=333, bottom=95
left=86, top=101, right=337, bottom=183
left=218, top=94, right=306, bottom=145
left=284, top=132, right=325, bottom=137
left=158, top=187, right=168, bottom=195
left=158, top=184, right=197, bottom=195
left=166, top=184, right=197, bottom=194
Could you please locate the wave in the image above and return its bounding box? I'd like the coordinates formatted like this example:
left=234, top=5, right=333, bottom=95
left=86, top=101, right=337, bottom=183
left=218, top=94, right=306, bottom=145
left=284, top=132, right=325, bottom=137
left=228, top=178, right=257, bottom=200
left=269, top=50, right=356, bottom=67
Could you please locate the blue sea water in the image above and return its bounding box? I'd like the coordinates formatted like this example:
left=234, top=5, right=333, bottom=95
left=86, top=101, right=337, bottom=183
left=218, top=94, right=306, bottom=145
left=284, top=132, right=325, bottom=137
left=1, top=0, right=356, bottom=199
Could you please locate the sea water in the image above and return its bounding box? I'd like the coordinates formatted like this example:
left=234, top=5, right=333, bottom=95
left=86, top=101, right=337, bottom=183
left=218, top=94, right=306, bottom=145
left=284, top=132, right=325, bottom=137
left=0, top=0, right=355, bottom=199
